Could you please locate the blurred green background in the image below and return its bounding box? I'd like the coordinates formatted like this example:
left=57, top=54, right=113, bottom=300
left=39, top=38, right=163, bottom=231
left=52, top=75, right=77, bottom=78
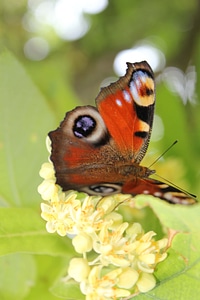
left=1, top=0, right=199, bottom=195
left=0, top=1, right=200, bottom=299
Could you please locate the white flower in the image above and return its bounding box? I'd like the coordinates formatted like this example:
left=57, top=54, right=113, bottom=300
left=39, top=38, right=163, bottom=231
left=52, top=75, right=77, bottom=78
left=68, top=258, right=90, bottom=282
left=80, top=266, right=131, bottom=299
left=38, top=143, right=169, bottom=299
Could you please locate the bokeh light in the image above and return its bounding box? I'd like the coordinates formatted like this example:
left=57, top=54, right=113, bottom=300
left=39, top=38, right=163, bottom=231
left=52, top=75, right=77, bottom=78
left=151, top=115, right=164, bottom=142
left=23, top=0, right=108, bottom=59
left=113, top=43, right=166, bottom=76
left=162, top=66, right=197, bottom=105
left=24, top=37, right=49, bottom=60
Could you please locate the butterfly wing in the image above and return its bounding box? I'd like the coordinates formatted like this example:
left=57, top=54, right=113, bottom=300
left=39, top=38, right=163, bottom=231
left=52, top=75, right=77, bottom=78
left=49, top=61, right=155, bottom=192
left=48, top=106, right=116, bottom=191
left=48, top=61, right=196, bottom=204
left=122, top=178, right=196, bottom=205
left=96, top=61, right=155, bottom=163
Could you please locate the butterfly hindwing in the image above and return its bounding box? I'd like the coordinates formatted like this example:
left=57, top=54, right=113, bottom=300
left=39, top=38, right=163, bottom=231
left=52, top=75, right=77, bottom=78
left=122, top=178, right=196, bottom=205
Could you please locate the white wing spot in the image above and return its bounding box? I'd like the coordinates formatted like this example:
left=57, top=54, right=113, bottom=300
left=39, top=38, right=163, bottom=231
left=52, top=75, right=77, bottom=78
left=164, top=193, right=173, bottom=201
left=143, top=190, right=149, bottom=194
left=130, top=81, right=140, bottom=104
left=140, top=73, right=148, bottom=83
left=115, top=99, right=122, bottom=107
left=154, top=192, right=162, bottom=197
left=122, top=90, right=131, bottom=103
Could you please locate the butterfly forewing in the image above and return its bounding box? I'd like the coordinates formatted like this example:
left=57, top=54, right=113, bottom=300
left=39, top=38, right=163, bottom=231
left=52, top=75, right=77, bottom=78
left=96, top=61, right=155, bottom=163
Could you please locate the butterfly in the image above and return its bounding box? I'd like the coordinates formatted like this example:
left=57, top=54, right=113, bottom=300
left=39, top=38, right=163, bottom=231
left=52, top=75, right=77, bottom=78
left=49, top=61, right=196, bottom=205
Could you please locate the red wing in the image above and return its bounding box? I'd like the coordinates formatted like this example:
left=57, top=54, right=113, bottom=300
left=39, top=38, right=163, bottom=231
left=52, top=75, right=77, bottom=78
left=96, top=61, right=155, bottom=163
left=122, top=178, right=196, bottom=205
left=48, top=106, right=131, bottom=191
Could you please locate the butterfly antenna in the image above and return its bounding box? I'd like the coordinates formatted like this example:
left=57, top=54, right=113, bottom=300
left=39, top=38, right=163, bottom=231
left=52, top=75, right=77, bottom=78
left=148, top=140, right=178, bottom=169
left=153, top=173, right=197, bottom=199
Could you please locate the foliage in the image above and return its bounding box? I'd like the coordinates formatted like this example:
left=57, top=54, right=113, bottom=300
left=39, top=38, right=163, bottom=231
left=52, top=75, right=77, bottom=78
left=0, top=49, right=200, bottom=300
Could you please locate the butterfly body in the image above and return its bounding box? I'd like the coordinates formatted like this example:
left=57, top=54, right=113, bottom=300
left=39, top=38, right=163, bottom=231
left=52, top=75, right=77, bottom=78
left=49, top=61, right=196, bottom=205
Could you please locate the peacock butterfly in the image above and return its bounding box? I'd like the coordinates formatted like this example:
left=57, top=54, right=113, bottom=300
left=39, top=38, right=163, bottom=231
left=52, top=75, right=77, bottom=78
left=49, top=61, right=196, bottom=205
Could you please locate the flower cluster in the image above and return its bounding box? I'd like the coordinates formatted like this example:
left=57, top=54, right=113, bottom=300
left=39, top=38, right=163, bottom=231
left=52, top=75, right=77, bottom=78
left=38, top=138, right=168, bottom=299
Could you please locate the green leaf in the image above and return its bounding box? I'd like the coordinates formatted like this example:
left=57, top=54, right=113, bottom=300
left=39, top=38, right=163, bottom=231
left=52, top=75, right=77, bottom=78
left=0, top=51, right=76, bottom=299
left=50, top=278, right=84, bottom=300
left=0, top=50, right=56, bottom=208
left=0, top=253, right=36, bottom=300
left=143, top=196, right=200, bottom=231
left=132, top=197, right=200, bottom=299
left=0, top=207, right=73, bottom=256
left=27, top=255, right=69, bottom=300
